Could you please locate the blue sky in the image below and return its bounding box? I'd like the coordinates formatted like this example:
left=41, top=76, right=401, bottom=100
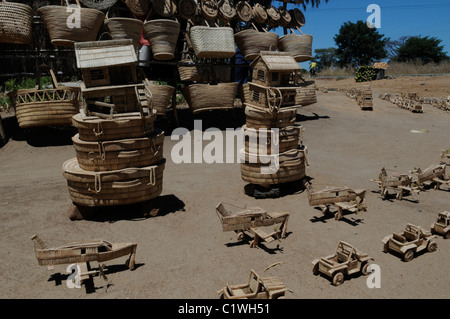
left=272, top=0, right=450, bottom=67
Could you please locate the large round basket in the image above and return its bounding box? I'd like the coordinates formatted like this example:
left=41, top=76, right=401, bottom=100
left=289, top=8, right=305, bottom=27
left=243, top=125, right=302, bottom=155
left=200, top=0, right=219, bottom=20
left=144, top=81, right=175, bottom=116
left=72, top=109, right=157, bottom=142
left=235, top=1, right=252, bottom=22
left=218, top=0, right=236, bottom=23
left=105, top=17, right=144, bottom=49
left=72, top=129, right=165, bottom=172
left=38, top=4, right=105, bottom=47
left=63, top=157, right=165, bottom=207
left=182, top=83, right=238, bottom=114
left=152, top=0, right=177, bottom=18
left=240, top=147, right=307, bottom=186
left=0, top=0, right=33, bottom=44
left=177, top=0, right=197, bottom=20
left=79, top=0, right=118, bottom=10
left=143, top=19, right=180, bottom=61
left=9, top=86, right=81, bottom=129
left=124, top=0, right=150, bottom=18
left=245, top=104, right=297, bottom=129
left=278, top=33, right=313, bottom=62
left=234, top=29, right=279, bottom=61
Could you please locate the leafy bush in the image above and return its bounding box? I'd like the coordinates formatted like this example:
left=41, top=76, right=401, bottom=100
left=355, top=66, right=376, bottom=82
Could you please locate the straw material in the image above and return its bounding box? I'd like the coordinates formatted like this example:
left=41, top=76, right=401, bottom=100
left=79, top=0, right=118, bottom=10
left=278, top=33, right=313, bottom=62
left=63, top=157, right=165, bottom=207
left=9, top=87, right=81, bottom=129
left=144, top=19, right=180, bottom=61
left=72, top=130, right=165, bottom=171
left=144, top=81, right=175, bottom=116
left=152, top=0, right=177, bottom=18
left=240, top=148, right=307, bottom=185
left=234, top=29, right=279, bottom=61
left=218, top=0, right=236, bottom=23
left=278, top=6, right=292, bottom=27
left=296, top=81, right=317, bottom=106
left=243, top=125, right=301, bottom=155
left=72, top=109, right=157, bottom=142
left=105, top=17, right=144, bottom=49
left=288, top=8, right=305, bottom=28
left=124, top=0, right=150, bottom=18
left=266, top=6, right=280, bottom=27
left=236, top=1, right=252, bottom=22
left=200, top=0, right=219, bottom=20
left=0, top=0, right=33, bottom=44
left=178, top=59, right=232, bottom=82
left=190, top=26, right=236, bottom=59
left=182, top=83, right=238, bottom=114
left=177, top=0, right=197, bottom=20
left=245, top=104, right=297, bottom=129
left=252, top=3, right=267, bottom=24
left=38, top=5, right=105, bottom=47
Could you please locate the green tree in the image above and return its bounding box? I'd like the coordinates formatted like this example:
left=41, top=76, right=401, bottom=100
left=334, top=20, right=388, bottom=67
left=312, top=48, right=338, bottom=72
left=394, top=36, right=449, bottom=64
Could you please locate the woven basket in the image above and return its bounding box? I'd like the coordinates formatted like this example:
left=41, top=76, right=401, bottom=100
left=105, top=17, right=143, bottom=49
left=152, top=0, right=177, bottom=18
left=38, top=2, right=105, bottom=47
left=234, top=29, right=279, bottom=61
left=190, top=25, right=235, bottom=59
left=144, top=80, right=175, bottom=116
left=252, top=3, right=267, bottom=24
left=243, top=125, right=302, bottom=155
left=296, top=81, right=317, bottom=106
left=63, top=157, right=165, bottom=207
left=245, top=104, right=297, bottom=130
left=79, top=0, right=118, bottom=10
left=278, top=33, right=313, bottom=62
left=9, top=70, right=81, bottom=129
left=266, top=6, right=280, bottom=27
left=288, top=8, right=305, bottom=28
left=72, top=109, right=157, bottom=142
left=124, top=0, right=150, bottom=18
left=144, top=19, right=180, bottom=60
left=72, top=129, right=165, bottom=171
left=240, top=147, right=307, bottom=186
left=278, top=6, right=291, bottom=27
left=177, top=0, right=197, bottom=20
left=182, top=83, right=238, bottom=114
left=236, top=1, right=252, bottom=22
left=178, top=59, right=231, bottom=82
left=0, top=0, right=33, bottom=44
left=200, top=0, right=219, bottom=20
left=218, top=0, right=236, bottom=23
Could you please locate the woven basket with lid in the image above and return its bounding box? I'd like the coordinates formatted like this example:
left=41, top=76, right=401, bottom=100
left=0, top=0, right=33, bottom=44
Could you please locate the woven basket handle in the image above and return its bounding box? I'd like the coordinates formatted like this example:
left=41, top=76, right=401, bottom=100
left=64, top=0, right=81, bottom=7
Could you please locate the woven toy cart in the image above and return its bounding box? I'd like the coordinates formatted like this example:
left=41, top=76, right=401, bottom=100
left=0, top=0, right=33, bottom=44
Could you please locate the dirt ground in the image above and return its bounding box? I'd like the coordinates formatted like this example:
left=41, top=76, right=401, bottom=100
left=0, top=75, right=449, bottom=300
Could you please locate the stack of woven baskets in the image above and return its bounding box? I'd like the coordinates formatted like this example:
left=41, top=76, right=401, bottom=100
left=62, top=40, right=165, bottom=209
left=240, top=52, right=309, bottom=191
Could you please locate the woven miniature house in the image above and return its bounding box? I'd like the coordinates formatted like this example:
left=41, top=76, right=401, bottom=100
left=250, top=51, right=301, bottom=87
left=75, top=39, right=138, bottom=88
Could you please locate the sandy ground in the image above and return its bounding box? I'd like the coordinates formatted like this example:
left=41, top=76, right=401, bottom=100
left=0, top=76, right=449, bottom=300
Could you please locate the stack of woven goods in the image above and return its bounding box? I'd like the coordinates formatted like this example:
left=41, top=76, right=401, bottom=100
left=62, top=39, right=166, bottom=211
left=240, top=52, right=309, bottom=196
